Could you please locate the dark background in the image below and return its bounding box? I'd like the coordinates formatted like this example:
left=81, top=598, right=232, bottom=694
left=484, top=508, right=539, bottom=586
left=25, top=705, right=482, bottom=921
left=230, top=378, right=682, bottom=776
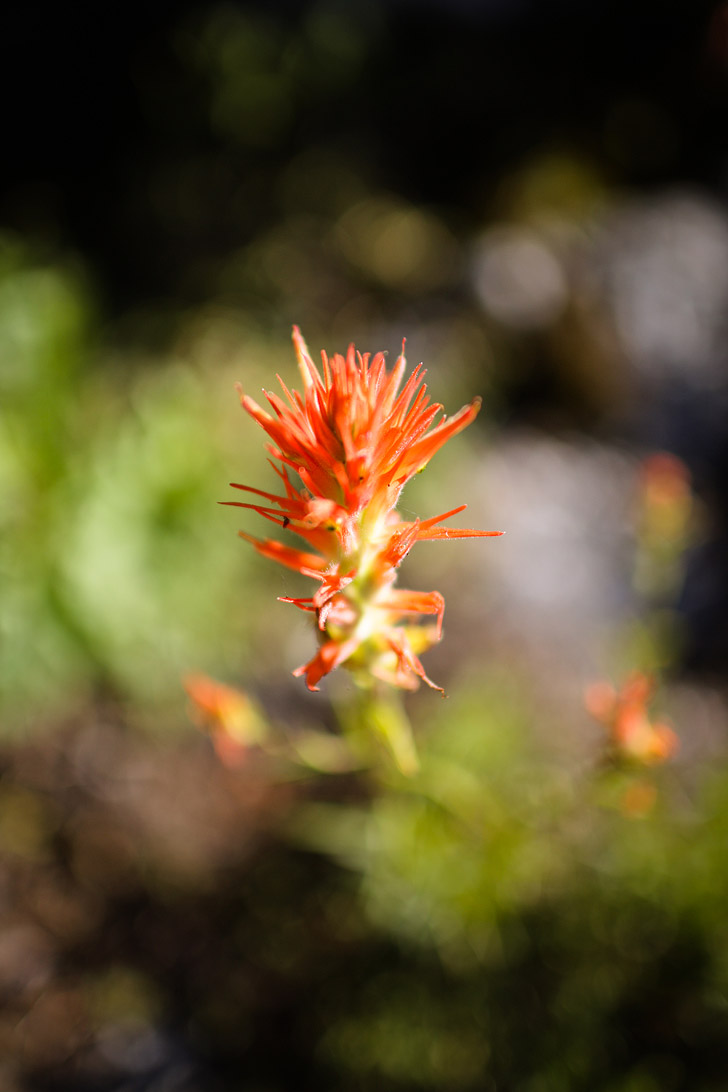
left=3, top=0, right=723, bottom=315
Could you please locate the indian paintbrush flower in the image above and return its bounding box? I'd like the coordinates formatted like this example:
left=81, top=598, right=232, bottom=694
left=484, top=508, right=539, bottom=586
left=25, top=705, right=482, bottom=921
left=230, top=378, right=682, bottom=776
left=585, top=672, right=678, bottom=765
left=226, top=327, right=502, bottom=694
left=184, top=674, right=267, bottom=766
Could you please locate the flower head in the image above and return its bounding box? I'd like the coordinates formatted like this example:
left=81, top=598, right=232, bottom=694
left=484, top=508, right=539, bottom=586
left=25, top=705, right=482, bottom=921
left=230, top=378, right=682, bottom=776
left=585, top=672, right=678, bottom=765
left=226, top=327, right=502, bottom=692
left=184, top=674, right=265, bottom=766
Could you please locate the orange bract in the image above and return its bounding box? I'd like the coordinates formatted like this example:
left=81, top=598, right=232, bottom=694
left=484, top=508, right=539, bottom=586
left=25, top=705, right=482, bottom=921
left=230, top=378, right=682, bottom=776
left=228, top=327, right=502, bottom=691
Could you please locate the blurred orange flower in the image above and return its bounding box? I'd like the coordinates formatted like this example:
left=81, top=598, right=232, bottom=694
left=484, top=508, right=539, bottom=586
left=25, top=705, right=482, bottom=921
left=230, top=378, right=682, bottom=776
left=226, top=327, right=502, bottom=692
left=184, top=674, right=265, bottom=767
left=639, top=452, right=692, bottom=544
left=585, top=672, right=678, bottom=765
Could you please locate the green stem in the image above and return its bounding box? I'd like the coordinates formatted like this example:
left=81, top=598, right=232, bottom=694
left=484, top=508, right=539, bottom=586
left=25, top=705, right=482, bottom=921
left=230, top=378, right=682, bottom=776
left=339, top=680, right=420, bottom=776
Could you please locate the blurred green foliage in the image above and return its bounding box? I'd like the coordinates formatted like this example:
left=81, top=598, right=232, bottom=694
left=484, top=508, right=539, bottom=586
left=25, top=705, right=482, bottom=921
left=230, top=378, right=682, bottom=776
left=0, top=242, right=306, bottom=730
left=4, top=660, right=726, bottom=1090
left=292, top=671, right=728, bottom=1091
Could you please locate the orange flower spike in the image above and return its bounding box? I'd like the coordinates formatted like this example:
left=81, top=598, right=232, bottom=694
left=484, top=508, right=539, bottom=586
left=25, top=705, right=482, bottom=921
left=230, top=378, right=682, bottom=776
left=641, top=452, right=691, bottom=515
left=639, top=451, right=693, bottom=547
left=586, top=672, right=679, bottom=765
left=232, top=327, right=503, bottom=692
left=184, top=674, right=266, bottom=766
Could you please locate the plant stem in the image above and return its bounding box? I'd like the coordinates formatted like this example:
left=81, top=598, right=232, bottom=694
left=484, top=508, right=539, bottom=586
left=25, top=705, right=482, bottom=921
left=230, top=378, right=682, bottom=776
left=339, top=680, right=420, bottom=776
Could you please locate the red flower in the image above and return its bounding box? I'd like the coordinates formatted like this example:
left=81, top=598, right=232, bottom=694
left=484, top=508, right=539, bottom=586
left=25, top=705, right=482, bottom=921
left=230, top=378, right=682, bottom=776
left=585, top=672, right=678, bottom=765
left=184, top=674, right=265, bottom=766
left=226, top=328, right=502, bottom=691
